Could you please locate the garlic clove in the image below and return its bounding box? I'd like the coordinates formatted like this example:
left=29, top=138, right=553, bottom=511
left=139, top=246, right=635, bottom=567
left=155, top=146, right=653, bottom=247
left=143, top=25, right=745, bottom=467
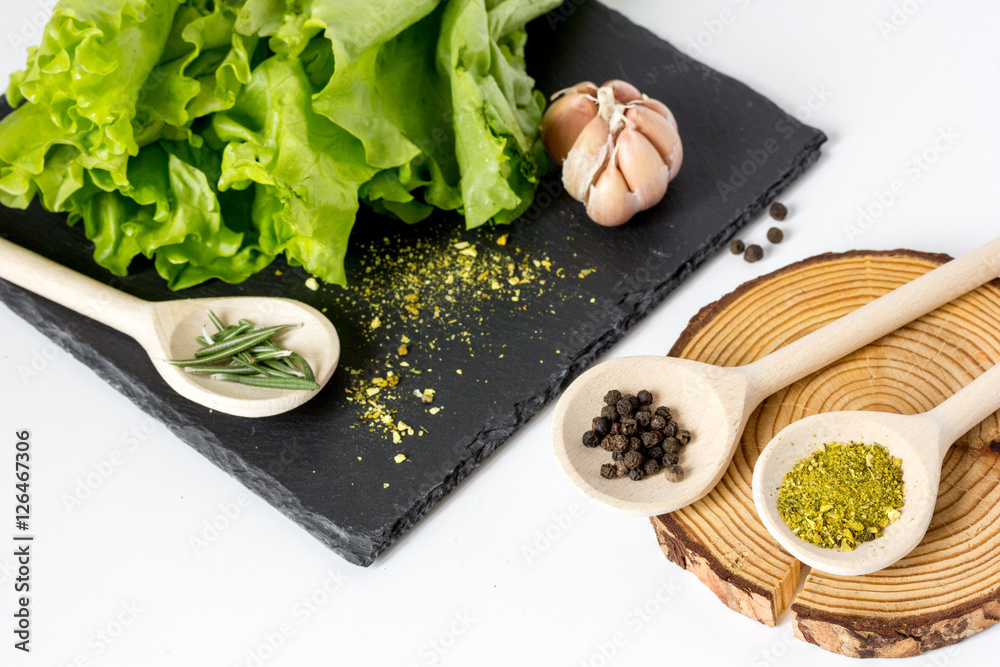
left=541, top=92, right=599, bottom=165
left=638, top=97, right=679, bottom=131
left=626, top=105, right=683, bottom=178
left=601, top=79, right=643, bottom=104
left=615, top=127, right=671, bottom=212
left=562, top=115, right=612, bottom=202
left=551, top=81, right=598, bottom=101
left=586, top=160, right=641, bottom=227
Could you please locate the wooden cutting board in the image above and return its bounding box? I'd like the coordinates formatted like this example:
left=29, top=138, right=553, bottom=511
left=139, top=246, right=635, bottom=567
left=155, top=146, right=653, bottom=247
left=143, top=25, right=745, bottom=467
left=652, top=250, right=1000, bottom=658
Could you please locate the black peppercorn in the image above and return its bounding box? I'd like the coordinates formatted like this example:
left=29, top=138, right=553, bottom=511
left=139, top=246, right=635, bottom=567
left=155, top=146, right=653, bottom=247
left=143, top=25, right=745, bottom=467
left=643, top=459, right=660, bottom=476
left=616, top=398, right=633, bottom=417
left=612, top=451, right=624, bottom=462
left=623, top=450, right=644, bottom=470
left=600, top=463, right=617, bottom=479
left=609, top=422, right=620, bottom=435
left=662, top=438, right=681, bottom=458
left=592, top=417, right=610, bottom=435
left=604, top=389, right=623, bottom=406
left=650, top=415, right=667, bottom=431
left=635, top=410, right=651, bottom=428
left=744, top=244, right=763, bottom=263
left=637, top=390, right=653, bottom=405
left=662, top=421, right=677, bottom=438
left=661, top=450, right=679, bottom=466
left=641, top=431, right=663, bottom=447
left=676, top=429, right=691, bottom=446
left=600, top=436, right=615, bottom=452
left=769, top=201, right=787, bottom=221
left=582, top=430, right=600, bottom=448
left=625, top=394, right=640, bottom=410
left=615, top=460, right=628, bottom=477
left=767, top=227, right=783, bottom=244
left=663, top=464, right=684, bottom=483
left=729, top=239, right=745, bottom=255
left=629, top=437, right=643, bottom=452
left=654, top=406, right=672, bottom=420
left=611, top=435, right=629, bottom=453
left=621, top=418, right=637, bottom=436
left=600, top=405, right=618, bottom=421
left=628, top=468, right=645, bottom=481
left=645, top=446, right=664, bottom=461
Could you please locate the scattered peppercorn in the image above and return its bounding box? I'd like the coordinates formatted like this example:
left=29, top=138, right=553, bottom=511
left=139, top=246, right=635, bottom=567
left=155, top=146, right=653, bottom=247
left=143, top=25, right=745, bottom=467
left=767, top=227, right=784, bottom=244
left=744, top=244, right=763, bottom=263
left=769, top=202, right=787, bottom=221
left=729, top=239, right=745, bottom=255
left=581, top=389, right=694, bottom=483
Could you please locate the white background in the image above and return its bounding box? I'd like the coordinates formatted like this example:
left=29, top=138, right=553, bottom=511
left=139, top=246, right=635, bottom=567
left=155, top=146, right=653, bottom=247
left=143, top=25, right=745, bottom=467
left=1, top=1, right=998, bottom=665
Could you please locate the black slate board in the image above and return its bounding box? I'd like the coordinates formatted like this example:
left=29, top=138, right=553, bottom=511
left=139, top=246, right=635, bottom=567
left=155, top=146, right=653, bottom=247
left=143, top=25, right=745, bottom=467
left=0, top=0, right=825, bottom=566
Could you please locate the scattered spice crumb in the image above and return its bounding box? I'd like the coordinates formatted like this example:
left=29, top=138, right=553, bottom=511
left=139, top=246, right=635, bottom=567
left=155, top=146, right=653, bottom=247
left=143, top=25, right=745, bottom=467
left=383, top=483, right=390, bottom=489
left=421, top=388, right=435, bottom=404
left=578, top=268, right=596, bottom=279
left=394, top=454, right=407, bottom=464
left=398, top=344, right=409, bottom=356
left=370, top=316, right=382, bottom=329
left=305, top=277, right=319, bottom=291
left=275, top=270, right=283, bottom=276
left=497, top=234, right=509, bottom=246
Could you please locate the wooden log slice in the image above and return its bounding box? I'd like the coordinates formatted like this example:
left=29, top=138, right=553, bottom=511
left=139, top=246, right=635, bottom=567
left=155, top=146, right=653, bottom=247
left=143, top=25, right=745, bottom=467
left=650, top=250, right=1000, bottom=658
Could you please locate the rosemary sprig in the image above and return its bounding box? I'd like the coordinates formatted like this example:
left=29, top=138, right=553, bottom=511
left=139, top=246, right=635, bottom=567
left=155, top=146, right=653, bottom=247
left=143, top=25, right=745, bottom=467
left=166, top=311, right=320, bottom=391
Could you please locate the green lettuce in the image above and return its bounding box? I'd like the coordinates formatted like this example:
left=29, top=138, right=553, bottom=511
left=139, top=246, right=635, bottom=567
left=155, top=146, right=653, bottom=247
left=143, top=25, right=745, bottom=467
left=0, top=0, right=559, bottom=288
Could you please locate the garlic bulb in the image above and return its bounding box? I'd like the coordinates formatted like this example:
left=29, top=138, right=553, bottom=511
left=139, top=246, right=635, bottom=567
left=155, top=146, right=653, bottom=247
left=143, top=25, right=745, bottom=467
left=541, top=80, right=682, bottom=227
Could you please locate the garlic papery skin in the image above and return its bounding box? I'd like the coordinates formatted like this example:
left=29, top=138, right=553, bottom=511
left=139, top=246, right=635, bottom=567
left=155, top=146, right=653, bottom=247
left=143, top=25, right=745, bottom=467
left=562, top=115, right=612, bottom=202
left=540, top=79, right=683, bottom=226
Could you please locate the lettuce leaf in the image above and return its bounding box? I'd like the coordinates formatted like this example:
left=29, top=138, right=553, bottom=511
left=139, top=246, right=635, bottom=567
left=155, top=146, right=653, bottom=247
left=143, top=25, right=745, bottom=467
left=0, top=0, right=559, bottom=289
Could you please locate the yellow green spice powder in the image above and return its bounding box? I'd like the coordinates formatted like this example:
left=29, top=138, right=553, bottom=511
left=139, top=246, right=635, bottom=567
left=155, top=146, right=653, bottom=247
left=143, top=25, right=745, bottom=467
left=777, top=442, right=904, bottom=552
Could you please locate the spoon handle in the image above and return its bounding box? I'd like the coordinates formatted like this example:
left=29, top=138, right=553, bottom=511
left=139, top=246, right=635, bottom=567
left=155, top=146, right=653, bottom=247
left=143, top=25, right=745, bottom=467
left=740, top=236, right=1000, bottom=402
left=0, top=237, right=152, bottom=341
left=925, top=361, right=1000, bottom=457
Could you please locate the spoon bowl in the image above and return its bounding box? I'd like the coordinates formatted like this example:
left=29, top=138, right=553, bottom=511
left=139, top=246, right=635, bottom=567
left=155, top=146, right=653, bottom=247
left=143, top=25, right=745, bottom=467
left=151, top=296, right=339, bottom=417
left=753, top=360, right=1000, bottom=575
left=0, top=237, right=339, bottom=418
left=752, top=411, right=941, bottom=576
left=551, top=356, right=749, bottom=514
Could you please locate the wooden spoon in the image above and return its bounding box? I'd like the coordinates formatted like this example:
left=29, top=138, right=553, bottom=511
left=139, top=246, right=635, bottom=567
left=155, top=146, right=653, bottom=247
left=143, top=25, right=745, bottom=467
left=0, top=237, right=339, bottom=418
left=551, top=236, right=1000, bottom=515
left=752, top=360, right=1000, bottom=576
